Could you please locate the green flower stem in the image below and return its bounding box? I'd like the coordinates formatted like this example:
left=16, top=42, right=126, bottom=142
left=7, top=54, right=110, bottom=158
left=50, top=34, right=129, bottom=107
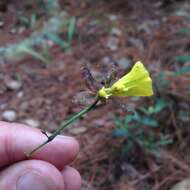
left=27, top=98, right=99, bottom=157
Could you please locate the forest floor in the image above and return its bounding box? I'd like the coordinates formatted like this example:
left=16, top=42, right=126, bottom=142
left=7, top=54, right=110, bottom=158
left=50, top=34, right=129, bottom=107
left=0, top=0, right=190, bottom=190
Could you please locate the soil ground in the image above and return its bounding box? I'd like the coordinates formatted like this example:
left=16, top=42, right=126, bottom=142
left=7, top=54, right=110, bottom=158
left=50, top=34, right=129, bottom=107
left=0, top=1, right=190, bottom=189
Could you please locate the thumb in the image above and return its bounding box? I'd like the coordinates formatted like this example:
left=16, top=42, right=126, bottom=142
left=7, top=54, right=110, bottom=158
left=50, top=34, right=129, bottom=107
left=0, top=160, right=65, bottom=190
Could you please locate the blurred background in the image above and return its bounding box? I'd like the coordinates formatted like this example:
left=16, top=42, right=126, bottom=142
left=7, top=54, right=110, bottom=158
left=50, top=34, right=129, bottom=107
left=0, top=0, right=190, bottom=189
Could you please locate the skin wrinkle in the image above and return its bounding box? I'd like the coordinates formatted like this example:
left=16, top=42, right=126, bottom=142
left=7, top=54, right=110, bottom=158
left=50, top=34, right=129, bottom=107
left=0, top=123, right=31, bottom=168
left=16, top=168, right=32, bottom=181
left=16, top=169, right=60, bottom=190
left=0, top=131, right=15, bottom=168
left=0, top=160, right=65, bottom=190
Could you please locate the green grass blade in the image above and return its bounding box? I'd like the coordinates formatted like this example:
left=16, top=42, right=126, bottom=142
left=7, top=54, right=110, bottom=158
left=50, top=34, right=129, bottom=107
left=175, top=55, right=190, bottom=62
left=178, top=28, right=190, bottom=34
left=19, top=46, right=49, bottom=64
left=67, top=17, right=76, bottom=43
left=175, top=66, right=190, bottom=76
left=45, top=33, right=70, bottom=50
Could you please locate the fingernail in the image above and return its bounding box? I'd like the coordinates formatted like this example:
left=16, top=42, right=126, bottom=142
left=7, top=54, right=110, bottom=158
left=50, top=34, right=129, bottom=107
left=16, top=171, right=56, bottom=190
left=56, top=135, right=79, bottom=147
left=56, top=135, right=74, bottom=141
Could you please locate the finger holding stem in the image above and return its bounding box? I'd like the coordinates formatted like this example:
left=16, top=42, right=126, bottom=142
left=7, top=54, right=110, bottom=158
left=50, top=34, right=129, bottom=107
left=27, top=98, right=100, bottom=157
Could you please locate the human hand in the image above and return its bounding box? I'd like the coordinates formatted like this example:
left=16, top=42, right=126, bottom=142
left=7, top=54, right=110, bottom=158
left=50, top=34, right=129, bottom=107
left=0, top=121, right=81, bottom=190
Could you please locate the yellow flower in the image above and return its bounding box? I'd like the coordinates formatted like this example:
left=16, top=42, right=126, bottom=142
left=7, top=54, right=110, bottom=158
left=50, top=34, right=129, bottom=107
left=98, top=61, right=153, bottom=99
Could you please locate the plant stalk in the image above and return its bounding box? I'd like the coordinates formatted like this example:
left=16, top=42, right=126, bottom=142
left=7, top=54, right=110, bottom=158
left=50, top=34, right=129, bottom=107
left=27, top=98, right=99, bottom=157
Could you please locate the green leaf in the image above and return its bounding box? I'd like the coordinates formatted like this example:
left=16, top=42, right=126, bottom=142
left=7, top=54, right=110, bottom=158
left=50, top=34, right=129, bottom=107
left=175, top=66, right=190, bottom=76
left=113, top=128, right=128, bottom=137
left=178, top=28, right=190, bottom=34
left=124, top=115, right=134, bottom=124
left=156, top=72, right=170, bottom=87
left=18, top=46, right=49, bottom=64
left=140, top=116, right=159, bottom=127
left=30, top=13, right=37, bottom=29
left=158, top=136, right=173, bottom=145
left=45, top=33, right=70, bottom=50
left=139, top=98, right=167, bottom=115
left=153, top=98, right=168, bottom=113
left=114, top=116, right=124, bottom=128
left=175, top=55, right=190, bottom=62
left=123, top=141, right=134, bottom=153
left=19, top=16, right=30, bottom=27
left=178, top=110, right=190, bottom=122
left=138, top=107, right=150, bottom=115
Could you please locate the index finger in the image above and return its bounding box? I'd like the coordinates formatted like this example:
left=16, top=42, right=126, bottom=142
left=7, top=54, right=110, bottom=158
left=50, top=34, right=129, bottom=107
left=0, top=121, right=79, bottom=170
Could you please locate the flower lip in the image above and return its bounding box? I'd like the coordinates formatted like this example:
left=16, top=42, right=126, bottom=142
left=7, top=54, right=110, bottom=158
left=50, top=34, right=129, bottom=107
left=98, top=61, right=153, bottom=99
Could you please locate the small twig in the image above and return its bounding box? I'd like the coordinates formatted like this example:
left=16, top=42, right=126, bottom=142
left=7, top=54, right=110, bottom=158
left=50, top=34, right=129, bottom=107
left=27, top=98, right=100, bottom=157
left=160, top=150, right=190, bottom=173
left=169, top=106, right=183, bottom=146
left=132, top=168, right=160, bottom=185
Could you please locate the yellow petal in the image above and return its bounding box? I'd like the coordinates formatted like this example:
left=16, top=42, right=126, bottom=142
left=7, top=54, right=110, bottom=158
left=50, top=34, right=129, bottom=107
left=98, top=61, right=153, bottom=99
